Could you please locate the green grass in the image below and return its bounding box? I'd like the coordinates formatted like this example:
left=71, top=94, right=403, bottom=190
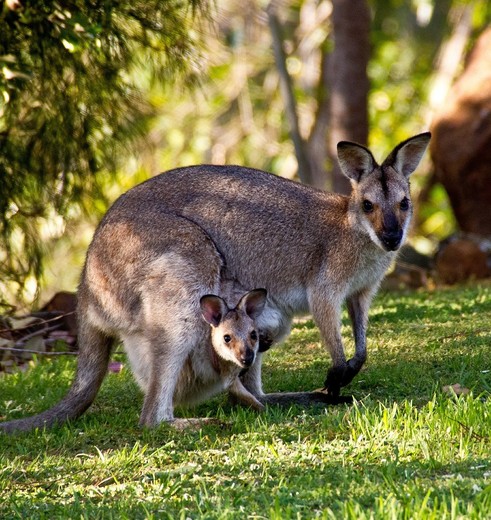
left=0, top=283, right=490, bottom=519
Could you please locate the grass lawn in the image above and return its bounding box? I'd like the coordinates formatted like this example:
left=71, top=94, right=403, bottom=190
left=0, top=283, right=490, bottom=519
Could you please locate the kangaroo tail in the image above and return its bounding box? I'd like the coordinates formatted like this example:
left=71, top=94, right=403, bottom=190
left=0, top=323, right=113, bottom=434
left=259, top=391, right=353, bottom=407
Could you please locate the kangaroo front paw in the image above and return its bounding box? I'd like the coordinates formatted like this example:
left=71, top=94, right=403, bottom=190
left=324, top=358, right=362, bottom=396
left=343, top=356, right=364, bottom=386
left=324, top=366, right=344, bottom=397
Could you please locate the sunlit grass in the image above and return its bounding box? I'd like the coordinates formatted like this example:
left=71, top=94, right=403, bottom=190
left=1, top=283, right=490, bottom=519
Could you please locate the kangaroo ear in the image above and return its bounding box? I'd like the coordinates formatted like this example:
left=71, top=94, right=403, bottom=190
left=237, top=289, right=267, bottom=320
left=200, top=295, right=228, bottom=327
left=337, top=141, right=377, bottom=183
left=382, top=132, right=431, bottom=178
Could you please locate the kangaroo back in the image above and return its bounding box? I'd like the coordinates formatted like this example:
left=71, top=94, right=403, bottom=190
left=118, top=166, right=341, bottom=292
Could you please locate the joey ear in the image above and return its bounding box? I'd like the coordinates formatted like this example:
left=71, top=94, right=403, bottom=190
left=382, top=132, right=431, bottom=178
left=200, top=295, right=228, bottom=327
left=337, top=141, right=377, bottom=183
left=237, top=289, right=267, bottom=320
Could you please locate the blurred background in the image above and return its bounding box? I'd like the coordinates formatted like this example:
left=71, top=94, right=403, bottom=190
left=1, top=0, right=490, bottom=310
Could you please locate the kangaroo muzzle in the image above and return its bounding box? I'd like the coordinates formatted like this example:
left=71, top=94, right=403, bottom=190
left=240, top=349, right=255, bottom=368
left=380, top=212, right=403, bottom=251
left=381, top=229, right=403, bottom=251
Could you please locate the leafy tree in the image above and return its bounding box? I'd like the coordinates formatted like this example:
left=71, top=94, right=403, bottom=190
left=3, top=0, right=491, bottom=306
left=0, top=0, right=206, bottom=305
left=144, top=0, right=491, bottom=242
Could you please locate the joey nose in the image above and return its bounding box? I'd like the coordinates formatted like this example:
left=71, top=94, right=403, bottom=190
left=241, top=350, right=255, bottom=367
left=381, top=230, right=402, bottom=251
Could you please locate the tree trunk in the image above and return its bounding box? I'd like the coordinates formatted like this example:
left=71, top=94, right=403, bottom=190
left=266, top=0, right=370, bottom=192
left=327, top=0, right=370, bottom=194
left=430, top=28, right=491, bottom=235
left=308, top=45, right=332, bottom=189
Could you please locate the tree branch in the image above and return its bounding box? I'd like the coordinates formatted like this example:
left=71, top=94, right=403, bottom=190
left=266, top=2, right=313, bottom=185
left=0, top=346, right=77, bottom=356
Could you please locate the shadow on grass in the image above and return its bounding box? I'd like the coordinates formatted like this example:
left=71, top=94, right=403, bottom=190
left=1, top=282, right=489, bottom=459
left=0, top=339, right=489, bottom=446
left=3, top=449, right=490, bottom=519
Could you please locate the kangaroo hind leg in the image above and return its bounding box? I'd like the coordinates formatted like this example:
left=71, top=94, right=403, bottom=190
left=138, top=329, right=192, bottom=427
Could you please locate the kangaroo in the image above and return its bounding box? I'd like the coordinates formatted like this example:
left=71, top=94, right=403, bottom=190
left=0, top=213, right=266, bottom=432
left=0, top=133, right=430, bottom=432
left=172, top=289, right=268, bottom=422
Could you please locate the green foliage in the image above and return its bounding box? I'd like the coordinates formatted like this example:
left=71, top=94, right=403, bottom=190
left=140, top=0, right=491, bottom=250
left=0, top=0, right=207, bottom=305
left=369, top=0, right=491, bottom=242
left=0, top=283, right=490, bottom=518
left=3, top=0, right=491, bottom=305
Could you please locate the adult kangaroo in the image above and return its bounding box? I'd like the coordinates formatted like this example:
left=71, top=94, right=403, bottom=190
left=0, top=133, right=430, bottom=432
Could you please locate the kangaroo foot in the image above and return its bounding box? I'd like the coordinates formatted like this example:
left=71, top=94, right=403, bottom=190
left=228, top=393, right=266, bottom=412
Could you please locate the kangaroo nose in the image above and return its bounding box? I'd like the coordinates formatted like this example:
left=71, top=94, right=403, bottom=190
left=381, top=230, right=402, bottom=251
left=241, top=350, right=255, bottom=367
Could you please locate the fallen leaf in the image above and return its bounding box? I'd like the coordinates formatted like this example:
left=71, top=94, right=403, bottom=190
left=8, top=316, right=39, bottom=330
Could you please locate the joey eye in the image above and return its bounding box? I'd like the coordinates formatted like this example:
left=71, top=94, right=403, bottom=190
left=250, top=330, right=258, bottom=341
left=362, top=200, right=374, bottom=213
left=400, top=198, right=410, bottom=211
left=223, top=335, right=231, bottom=343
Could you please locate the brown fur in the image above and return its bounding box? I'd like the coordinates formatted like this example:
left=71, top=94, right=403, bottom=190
left=0, top=133, right=430, bottom=432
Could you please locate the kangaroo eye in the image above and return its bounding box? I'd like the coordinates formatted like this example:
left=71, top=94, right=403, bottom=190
left=250, top=330, right=258, bottom=341
left=223, top=335, right=231, bottom=343
left=400, top=198, right=410, bottom=211
left=362, top=200, right=374, bottom=213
